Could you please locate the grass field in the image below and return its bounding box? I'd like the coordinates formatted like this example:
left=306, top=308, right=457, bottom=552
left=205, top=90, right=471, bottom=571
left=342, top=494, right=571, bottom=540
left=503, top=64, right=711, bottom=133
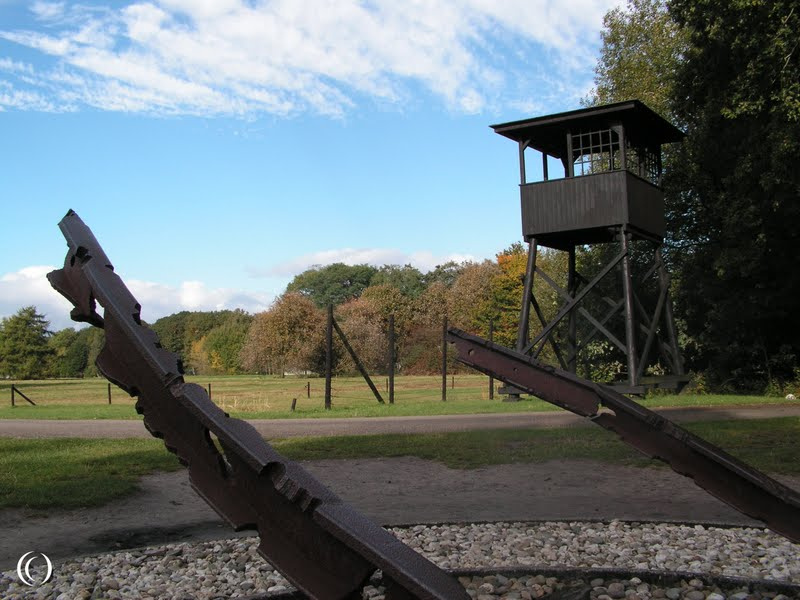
left=1, top=417, right=797, bottom=510
left=0, top=374, right=796, bottom=420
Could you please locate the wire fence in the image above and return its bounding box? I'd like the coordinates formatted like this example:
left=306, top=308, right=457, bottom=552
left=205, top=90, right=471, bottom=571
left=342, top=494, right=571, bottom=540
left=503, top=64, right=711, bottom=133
left=1, top=374, right=498, bottom=414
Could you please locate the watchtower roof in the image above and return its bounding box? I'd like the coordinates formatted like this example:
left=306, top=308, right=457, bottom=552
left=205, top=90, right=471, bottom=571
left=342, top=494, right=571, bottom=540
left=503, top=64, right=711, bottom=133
left=490, top=100, right=684, bottom=158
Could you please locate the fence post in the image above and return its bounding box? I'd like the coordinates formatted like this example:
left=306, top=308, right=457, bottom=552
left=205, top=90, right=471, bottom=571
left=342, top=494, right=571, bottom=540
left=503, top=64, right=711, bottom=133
left=489, top=319, right=495, bottom=400
left=325, top=304, right=333, bottom=410
left=307, top=382, right=311, bottom=399
left=207, top=383, right=212, bottom=400
left=11, top=385, right=35, bottom=406
left=388, top=314, right=395, bottom=405
left=291, top=398, right=297, bottom=412
left=441, top=316, right=447, bottom=402
left=108, top=383, right=112, bottom=405
left=332, top=317, right=385, bottom=404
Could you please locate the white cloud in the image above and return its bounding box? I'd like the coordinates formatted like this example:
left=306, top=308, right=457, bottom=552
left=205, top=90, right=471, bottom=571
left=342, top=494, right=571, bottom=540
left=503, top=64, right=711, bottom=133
left=0, top=0, right=620, bottom=116
left=0, top=265, right=273, bottom=330
left=258, top=247, right=477, bottom=277
left=32, top=2, right=66, bottom=22
left=127, top=279, right=273, bottom=322
left=0, top=266, right=76, bottom=330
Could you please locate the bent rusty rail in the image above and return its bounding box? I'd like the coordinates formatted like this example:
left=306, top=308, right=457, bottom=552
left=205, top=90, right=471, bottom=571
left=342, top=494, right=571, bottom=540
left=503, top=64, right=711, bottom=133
left=48, top=210, right=468, bottom=600
left=447, top=328, right=800, bottom=543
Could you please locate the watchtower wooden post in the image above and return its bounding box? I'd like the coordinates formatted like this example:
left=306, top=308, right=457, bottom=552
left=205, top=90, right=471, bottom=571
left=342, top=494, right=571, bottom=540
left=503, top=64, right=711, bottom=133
left=491, top=100, right=688, bottom=394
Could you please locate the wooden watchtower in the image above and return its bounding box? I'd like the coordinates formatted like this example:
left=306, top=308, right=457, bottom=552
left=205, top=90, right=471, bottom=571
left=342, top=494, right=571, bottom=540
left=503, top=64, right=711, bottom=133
left=491, top=100, right=688, bottom=394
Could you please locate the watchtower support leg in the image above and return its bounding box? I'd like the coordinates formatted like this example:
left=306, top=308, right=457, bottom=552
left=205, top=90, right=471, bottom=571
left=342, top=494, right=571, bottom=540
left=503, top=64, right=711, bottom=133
left=620, top=229, right=639, bottom=386
left=657, top=246, right=685, bottom=376
left=516, top=239, right=538, bottom=352
left=567, top=245, right=577, bottom=373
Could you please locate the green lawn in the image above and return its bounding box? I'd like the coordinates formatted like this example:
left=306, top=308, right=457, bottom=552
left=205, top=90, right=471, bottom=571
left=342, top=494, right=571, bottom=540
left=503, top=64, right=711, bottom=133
left=1, top=417, right=797, bottom=510
left=0, top=437, right=181, bottom=509
left=0, top=375, right=796, bottom=420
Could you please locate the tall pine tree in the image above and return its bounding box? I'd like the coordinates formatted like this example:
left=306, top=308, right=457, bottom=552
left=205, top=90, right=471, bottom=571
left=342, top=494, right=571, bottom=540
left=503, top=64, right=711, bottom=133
left=0, top=306, right=53, bottom=379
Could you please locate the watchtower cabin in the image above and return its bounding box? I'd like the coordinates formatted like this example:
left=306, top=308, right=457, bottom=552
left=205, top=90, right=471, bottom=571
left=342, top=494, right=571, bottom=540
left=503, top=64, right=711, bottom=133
left=491, top=100, right=688, bottom=394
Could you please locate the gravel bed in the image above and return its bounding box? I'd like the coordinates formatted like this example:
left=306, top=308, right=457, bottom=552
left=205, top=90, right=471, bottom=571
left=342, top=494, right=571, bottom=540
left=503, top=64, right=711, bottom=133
left=1, top=520, right=798, bottom=599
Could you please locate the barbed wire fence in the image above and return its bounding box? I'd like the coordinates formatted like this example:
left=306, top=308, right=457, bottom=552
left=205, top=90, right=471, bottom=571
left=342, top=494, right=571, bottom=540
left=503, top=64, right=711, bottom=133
left=323, top=308, right=498, bottom=409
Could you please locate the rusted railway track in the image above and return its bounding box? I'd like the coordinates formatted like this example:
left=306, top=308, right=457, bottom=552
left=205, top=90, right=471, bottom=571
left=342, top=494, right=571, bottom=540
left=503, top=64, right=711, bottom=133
left=48, top=210, right=468, bottom=600
left=447, top=328, right=800, bottom=543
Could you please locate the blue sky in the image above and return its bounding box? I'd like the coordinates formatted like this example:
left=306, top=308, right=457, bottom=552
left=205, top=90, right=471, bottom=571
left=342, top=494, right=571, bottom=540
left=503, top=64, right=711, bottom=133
left=0, top=0, right=620, bottom=330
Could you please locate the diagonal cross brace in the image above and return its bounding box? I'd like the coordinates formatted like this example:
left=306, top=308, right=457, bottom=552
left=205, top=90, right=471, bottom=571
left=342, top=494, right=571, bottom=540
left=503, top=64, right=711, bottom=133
left=524, top=249, right=626, bottom=356
left=447, top=328, right=800, bottom=544
left=533, top=266, right=627, bottom=356
left=47, top=210, right=468, bottom=600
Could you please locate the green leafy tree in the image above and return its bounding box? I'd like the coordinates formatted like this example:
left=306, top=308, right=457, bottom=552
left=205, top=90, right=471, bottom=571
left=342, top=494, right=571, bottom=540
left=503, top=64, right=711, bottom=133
left=590, top=0, right=687, bottom=118
left=203, top=311, right=253, bottom=374
left=668, top=0, right=800, bottom=390
left=286, top=263, right=377, bottom=308
left=152, top=310, right=246, bottom=372
left=421, top=261, right=467, bottom=288
left=0, top=306, right=53, bottom=379
left=370, top=265, right=425, bottom=298
left=48, top=327, right=89, bottom=378
left=588, top=0, right=688, bottom=260
left=81, top=327, right=105, bottom=377
left=151, top=311, right=191, bottom=359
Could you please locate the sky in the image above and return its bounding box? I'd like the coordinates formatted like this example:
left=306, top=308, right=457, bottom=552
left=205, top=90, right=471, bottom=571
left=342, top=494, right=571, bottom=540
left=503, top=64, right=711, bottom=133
left=0, top=0, right=621, bottom=330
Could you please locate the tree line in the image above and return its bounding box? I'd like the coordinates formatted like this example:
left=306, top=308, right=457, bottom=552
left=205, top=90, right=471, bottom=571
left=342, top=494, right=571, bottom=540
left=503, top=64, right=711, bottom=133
left=0, top=247, right=572, bottom=380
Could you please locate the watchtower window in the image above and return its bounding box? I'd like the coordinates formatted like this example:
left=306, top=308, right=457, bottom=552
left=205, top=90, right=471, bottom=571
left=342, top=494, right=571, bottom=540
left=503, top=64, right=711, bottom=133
left=626, top=142, right=660, bottom=185
left=571, top=128, right=620, bottom=176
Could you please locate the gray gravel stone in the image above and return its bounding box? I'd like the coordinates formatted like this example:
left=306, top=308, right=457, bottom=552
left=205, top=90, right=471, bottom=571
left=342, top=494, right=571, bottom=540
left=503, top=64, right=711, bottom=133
left=608, top=582, right=626, bottom=598
left=0, top=520, right=798, bottom=599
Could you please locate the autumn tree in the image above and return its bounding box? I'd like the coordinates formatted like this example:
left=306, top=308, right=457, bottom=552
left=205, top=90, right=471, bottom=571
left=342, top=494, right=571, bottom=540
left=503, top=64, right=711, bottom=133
left=482, top=244, right=528, bottom=348
left=334, top=298, right=388, bottom=375
left=399, top=282, right=450, bottom=373
left=360, top=284, right=414, bottom=334
left=240, top=293, right=326, bottom=375
left=447, top=260, right=499, bottom=335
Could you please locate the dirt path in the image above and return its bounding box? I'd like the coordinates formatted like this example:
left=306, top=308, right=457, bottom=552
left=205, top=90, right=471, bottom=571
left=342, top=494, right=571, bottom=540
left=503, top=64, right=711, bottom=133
left=6, top=457, right=797, bottom=571
left=2, top=405, right=800, bottom=439
left=3, top=406, right=799, bottom=571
